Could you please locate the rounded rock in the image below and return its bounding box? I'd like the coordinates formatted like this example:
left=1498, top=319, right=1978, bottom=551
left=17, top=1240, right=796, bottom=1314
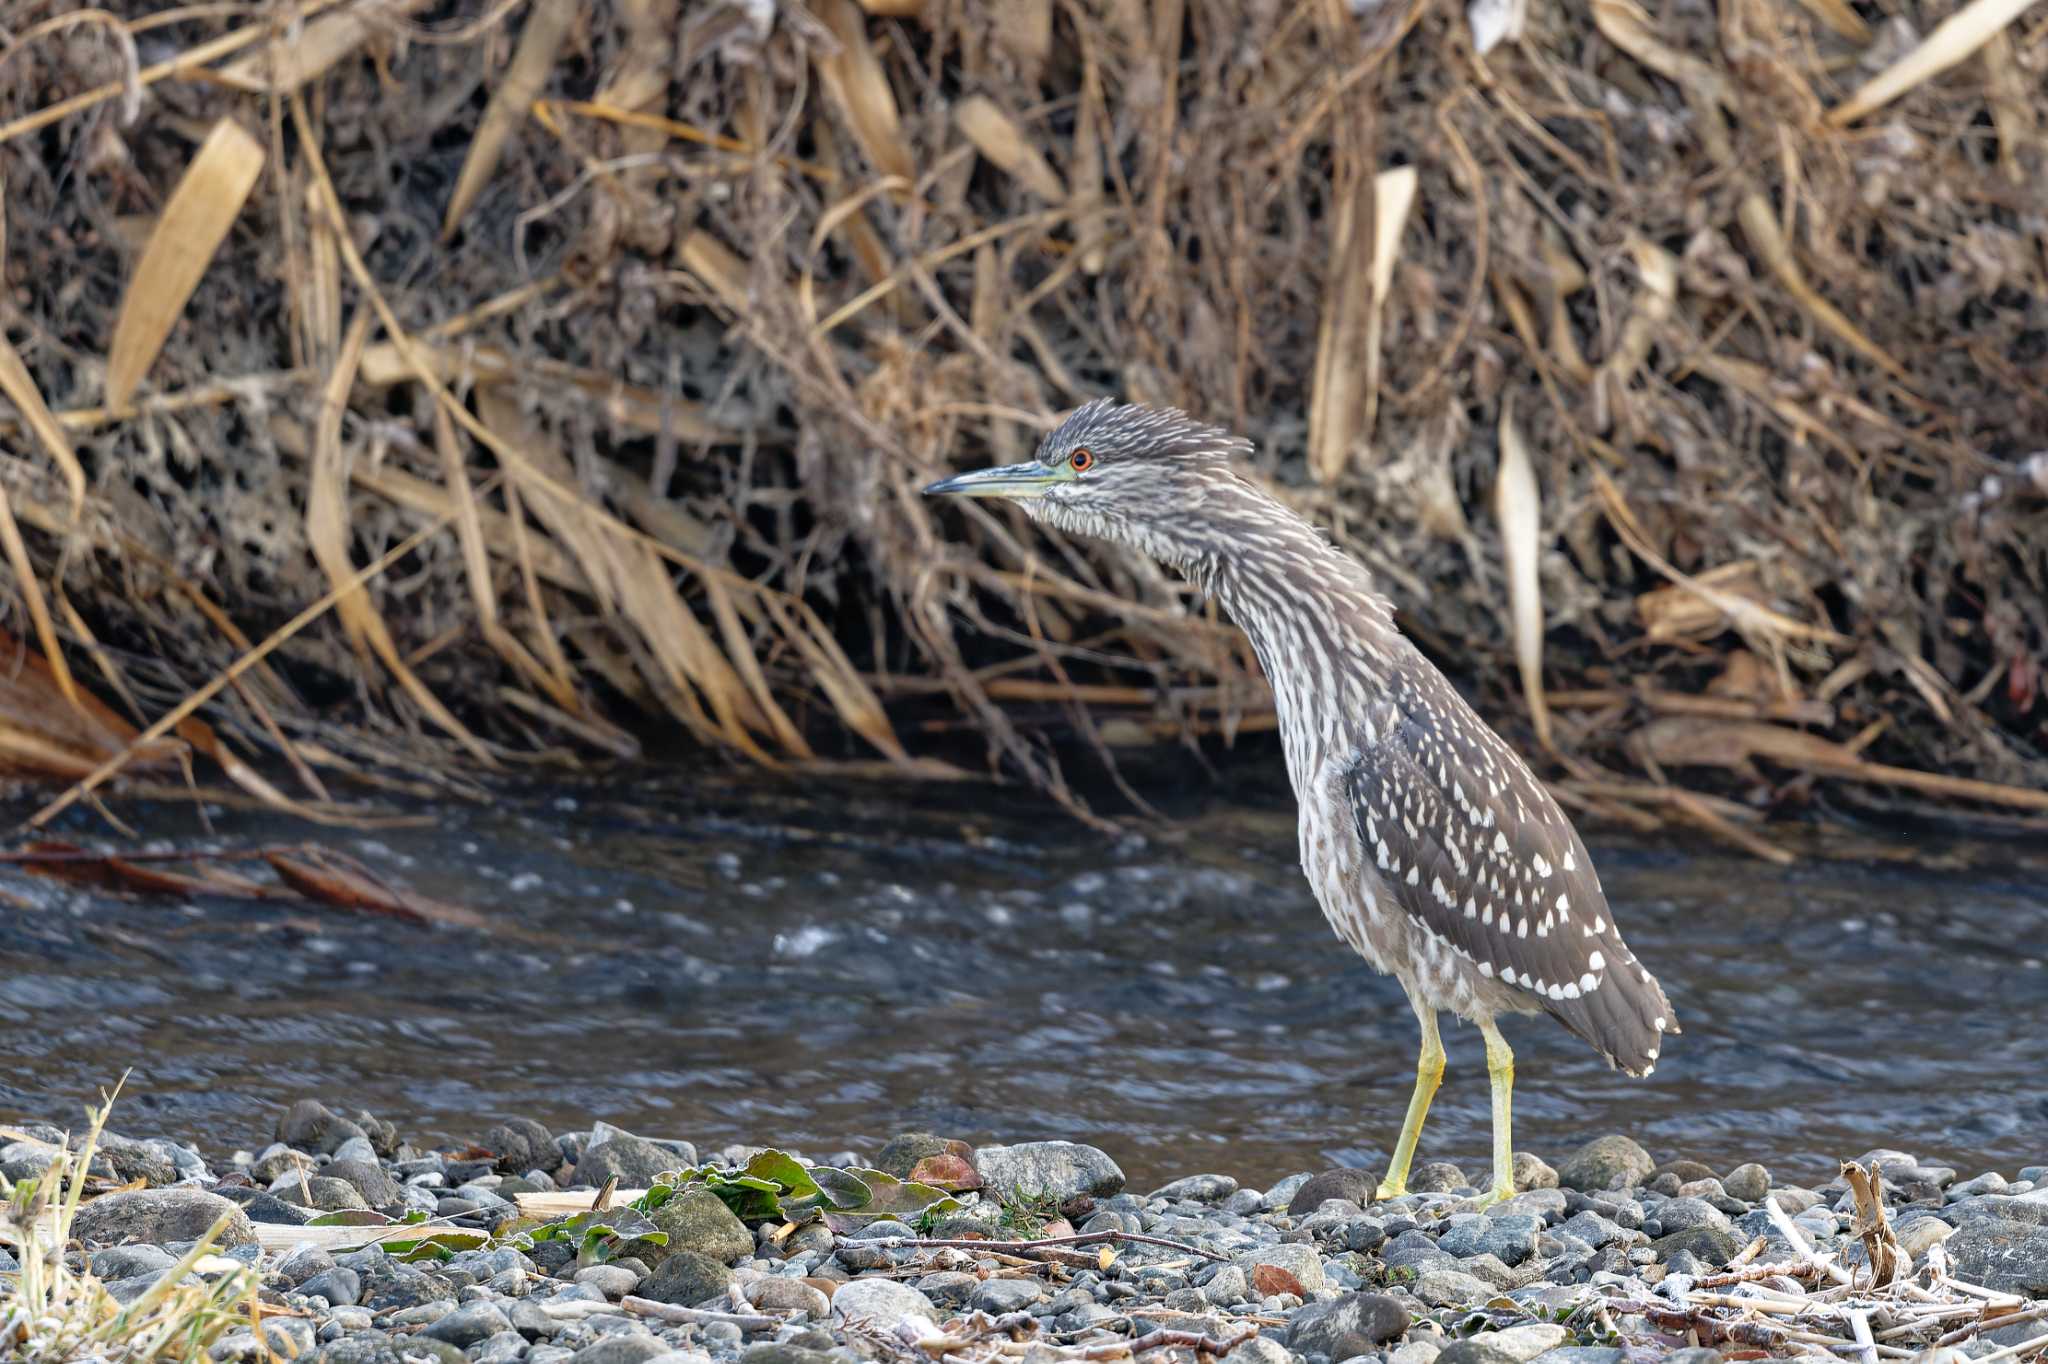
left=1285, top=1291, right=1407, bottom=1357
left=1722, top=1163, right=1770, bottom=1203
left=647, top=1188, right=753, bottom=1267
left=71, top=1186, right=257, bottom=1249
left=638, top=1249, right=733, bottom=1307
left=830, top=1278, right=936, bottom=1329
left=743, top=1277, right=832, bottom=1317
left=1288, top=1169, right=1381, bottom=1214
left=576, top=1264, right=641, bottom=1299
left=971, top=1140, right=1125, bottom=1202
left=1557, top=1136, right=1653, bottom=1193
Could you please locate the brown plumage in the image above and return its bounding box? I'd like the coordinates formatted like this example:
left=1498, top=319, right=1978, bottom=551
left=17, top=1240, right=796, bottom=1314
left=926, top=398, right=1677, bottom=1202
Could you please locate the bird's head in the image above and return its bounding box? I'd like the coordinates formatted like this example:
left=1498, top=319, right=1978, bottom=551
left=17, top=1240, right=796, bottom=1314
left=922, top=398, right=1255, bottom=566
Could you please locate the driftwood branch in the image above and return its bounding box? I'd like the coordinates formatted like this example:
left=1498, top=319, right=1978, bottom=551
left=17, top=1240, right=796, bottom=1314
left=620, top=1295, right=780, bottom=1331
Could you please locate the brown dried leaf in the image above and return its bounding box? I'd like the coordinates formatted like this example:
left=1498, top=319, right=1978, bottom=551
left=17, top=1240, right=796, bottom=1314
left=1250, top=1264, right=1305, bottom=1297
left=106, top=118, right=264, bottom=407
left=215, top=0, right=435, bottom=95
left=265, top=851, right=487, bottom=928
left=0, top=627, right=184, bottom=780
left=442, top=0, right=580, bottom=240
left=1493, top=396, right=1550, bottom=749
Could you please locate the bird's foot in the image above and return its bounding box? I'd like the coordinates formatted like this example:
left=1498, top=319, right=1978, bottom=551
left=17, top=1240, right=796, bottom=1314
left=1469, top=1180, right=1518, bottom=1210
left=1373, top=1178, right=1406, bottom=1202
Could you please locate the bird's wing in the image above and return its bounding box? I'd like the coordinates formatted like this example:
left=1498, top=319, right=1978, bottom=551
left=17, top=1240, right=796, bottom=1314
left=1340, top=669, right=1673, bottom=1075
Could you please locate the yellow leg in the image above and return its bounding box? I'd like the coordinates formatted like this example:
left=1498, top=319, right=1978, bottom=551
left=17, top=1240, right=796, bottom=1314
left=1375, top=998, right=1444, bottom=1200
left=1474, top=1018, right=1517, bottom=1207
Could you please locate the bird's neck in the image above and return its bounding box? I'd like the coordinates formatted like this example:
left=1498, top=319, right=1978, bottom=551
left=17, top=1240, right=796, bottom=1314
left=1173, top=480, right=1401, bottom=781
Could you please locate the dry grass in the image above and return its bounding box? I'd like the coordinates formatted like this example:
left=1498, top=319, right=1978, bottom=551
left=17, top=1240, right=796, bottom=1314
left=0, top=1083, right=259, bottom=1362
left=0, top=0, right=2041, bottom=841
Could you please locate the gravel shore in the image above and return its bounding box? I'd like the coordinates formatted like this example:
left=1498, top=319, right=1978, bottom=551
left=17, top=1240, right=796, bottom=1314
left=5, top=1101, right=2046, bottom=1364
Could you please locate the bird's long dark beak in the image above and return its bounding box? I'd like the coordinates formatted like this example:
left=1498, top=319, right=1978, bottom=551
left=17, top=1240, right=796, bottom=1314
left=922, top=461, right=1063, bottom=500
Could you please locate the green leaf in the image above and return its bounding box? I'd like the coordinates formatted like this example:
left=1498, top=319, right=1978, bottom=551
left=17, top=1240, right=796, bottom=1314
left=306, top=1210, right=395, bottom=1227
left=741, top=1150, right=820, bottom=1200
left=808, top=1167, right=872, bottom=1212
left=381, top=1229, right=492, bottom=1262
left=821, top=1170, right=960, bottom=1231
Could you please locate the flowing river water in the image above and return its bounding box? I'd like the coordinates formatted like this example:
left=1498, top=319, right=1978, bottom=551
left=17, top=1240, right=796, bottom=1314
left=2, top=759, right=2043, bottom=1187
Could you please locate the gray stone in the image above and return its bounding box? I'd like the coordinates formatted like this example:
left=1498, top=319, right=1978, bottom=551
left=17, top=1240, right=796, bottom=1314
left=277, top=1100, right=341, bottom=1151
left=72, top=1186, right=257, bottom=1249
left=1656, top=1198, right=1733, bottom=1236
left=1898, top=1217, right=1957, bottom=1257
left=1230, top=1338, right=1293, bottom=1364
left=487, top=1119, right=561, bottom=1174
left=1559, top=1212, right=1624, bottom=1248
left=637, top=1249, right=733, bottom=1306
left=1288, top=1169, right=1381, bottom=1214
left=1434, top=1337, right=1522, bottom=1364
left=1946, top=1218, right=2048, bottom=1297
left=873, top=1133, right=956, bottom=1180
left=1200, top=1265, right=1248, bottom=1304
left=1284, top=1291, right=1407, bottom=1357
left=510, top=1300, right=557, bottom=1339
left=212, top=1186, right=315, bottom=1225
left=91, top=1244, right=177, bottom=1280
left=1489, top=1189, right=1567, bottom=1222
left=300, top=1267, right=362, bottom=1306
left=576, top=1264, right=640, bottom=1299
left=472, top=1331, right=529, bottom=1364
left=1557, top=1137, right=1653, bottom=1192
left=830, top=1278, right=936, bottom=1328
left=576, top=1133, right=686, bottom=1190
left=1152, top=1173, right=1240, bottom=1204
left=969, top=1278, right=1047, bottom=1312
left=1651, top=1225, right=1739, bottom=1265
left=1457, top=1253, right=1516, bottom=1290
left=741, top=1346, right=834, bottom=1364
left=742, top=1277, right=831, bottom=1316
left=421, top=1300, right=511, bottom=1347
left=1239, top=1242, right=1326, bottom=1293
left=273, top=1245, right=335, bottom=1284
left=1512, top=1153, right=1559, bottom=1191
left=328, top=1135, right=378, bottom=1167
left=972, top=1141, right=1125, bottom=1201
left=325, top=1159, right=405, bottom=1209
left=96, top=1138, right=179, bottom=1188
left=1722, top=1163, right=1770, bottom=1203
left=1390, top=1343, right=1442, bottom=1364
left=1528, top=1351, right=1626, bottom=1364
left=285, top=1176, right=369, bottom=1212
left=915, top=1271, right=980, bottom=1307
left=1953, top=1172, right=2014, bottom=1200
left=646, top=1188, right=754, bottom=1266
left=1411, top=1269, right=1492, bottom=1307
left=1439, top=1214, right=1539, bottom=1267
left=359, top=1258, right=456, bottom=1311
left=572, top=1337, right=669, bottom=1364
left=1410, top=1162, right=1468, bottom=1195
left=1484, top=1325, right=1568, bottom=1363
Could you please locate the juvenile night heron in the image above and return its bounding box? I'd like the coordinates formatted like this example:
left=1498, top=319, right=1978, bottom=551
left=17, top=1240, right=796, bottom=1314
left=926, top=398, right=1676, bottom=1204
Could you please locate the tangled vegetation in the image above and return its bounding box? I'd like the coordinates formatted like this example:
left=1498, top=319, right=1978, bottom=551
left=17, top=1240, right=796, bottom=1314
left=0, top=0, right=2041, bottom=850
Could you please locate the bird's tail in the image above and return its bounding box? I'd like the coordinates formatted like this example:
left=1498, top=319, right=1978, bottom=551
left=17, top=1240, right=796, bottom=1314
left=1550, top=945, right=1676, bottom=1078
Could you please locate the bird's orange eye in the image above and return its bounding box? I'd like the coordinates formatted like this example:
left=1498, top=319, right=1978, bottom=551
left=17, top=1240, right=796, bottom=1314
left=1071, top=447, right=1095, bottom=472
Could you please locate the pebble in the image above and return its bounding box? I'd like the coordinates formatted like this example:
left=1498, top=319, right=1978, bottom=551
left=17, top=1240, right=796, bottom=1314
left=830, top=1277, right=936, bottom=1327
left=1558, top=1136, right=1653, bottom=1192
left=970, top=1140, right=1125, bottom=1201
left=26, top=1101, right=2048, bottom=1364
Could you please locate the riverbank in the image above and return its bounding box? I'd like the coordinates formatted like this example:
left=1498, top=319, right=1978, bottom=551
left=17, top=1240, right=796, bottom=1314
left=4, top=1100, right=2045, bottom=1363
